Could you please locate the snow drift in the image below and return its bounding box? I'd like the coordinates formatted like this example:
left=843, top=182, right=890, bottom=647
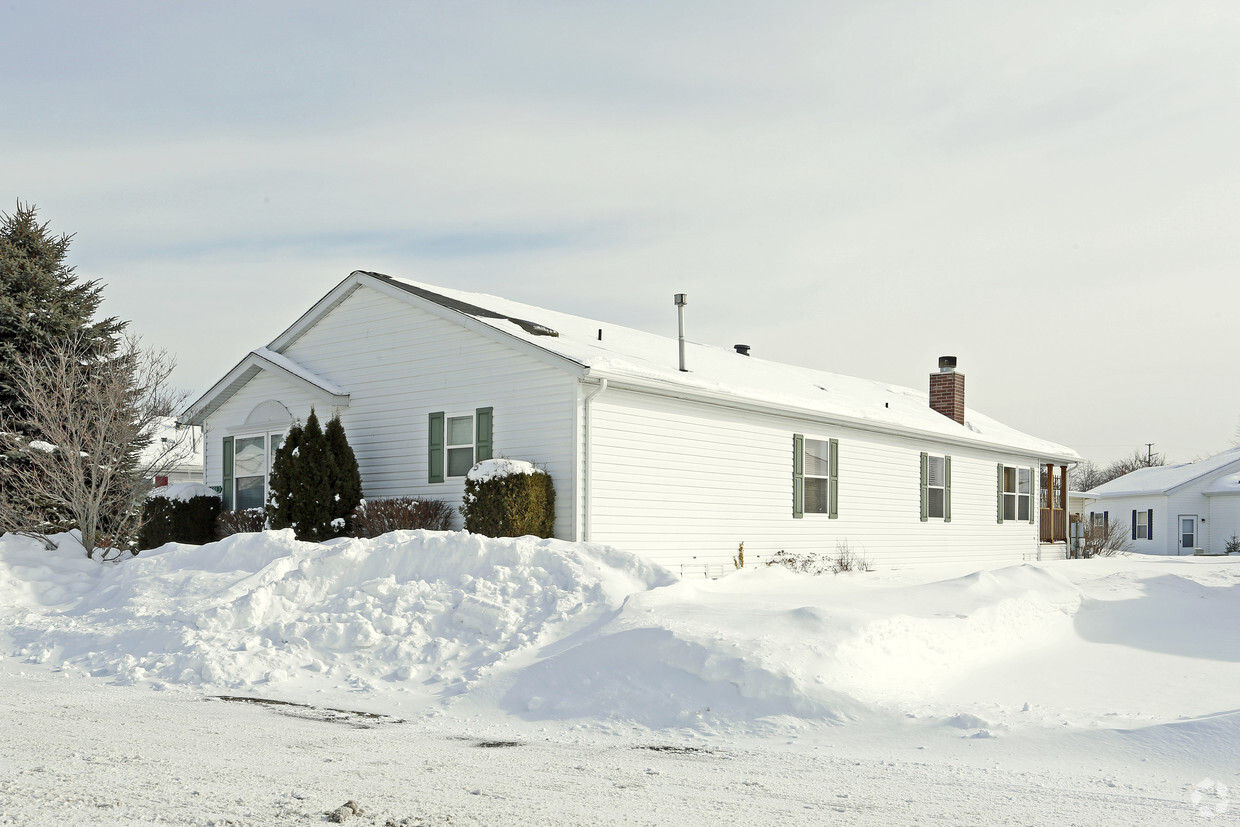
left=0, top=529, right=673, bottom=700
left=3, top=529, right=1239, bottom=736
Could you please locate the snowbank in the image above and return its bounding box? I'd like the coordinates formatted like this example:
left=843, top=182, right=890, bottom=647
left=3, top=529, right=1239, bottom=736
left=0, top=529, right=672, bottom=702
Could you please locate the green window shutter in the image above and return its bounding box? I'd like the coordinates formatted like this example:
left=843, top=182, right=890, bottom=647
left=792, top=433, right=804, bottom=519
left=1131, top=509, right=1137, bottom=541
left=475, top=407, right=493, bottom=462
left=1147, top=508, right=1153, bottom=540
left=944, top=456, right=952, bottom=523
left=919, top=452, right=929, bottom=522
left=221, top=436, right=234, bottom=511
left=828, top=438, right=839, bottom=519
left=996, top=463, right=1004, bottom=524
left=428, top=412, right=445, bottom=484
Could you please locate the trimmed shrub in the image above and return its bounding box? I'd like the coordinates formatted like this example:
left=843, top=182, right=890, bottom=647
left=138, top=489, right=221, bottom=550
left=350, top=497, right=455, bottom=538
left=215, top=508, right=266, bottom=539
left=265, top=409, right=338, bottom=542
left=266, top=420, right=303, bottom=532
left=460, top=459, right=555, bottom=538
left=325, top=413, right=362, bottom=535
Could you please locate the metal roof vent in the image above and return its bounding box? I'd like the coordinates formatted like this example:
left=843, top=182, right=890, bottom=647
left=734, top=344, right=751, bottom=356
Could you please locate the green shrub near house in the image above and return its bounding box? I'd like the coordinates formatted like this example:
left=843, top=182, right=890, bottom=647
left=138, top=485, right=221, bottom=550
left=460, top=459, right=554, bottom=538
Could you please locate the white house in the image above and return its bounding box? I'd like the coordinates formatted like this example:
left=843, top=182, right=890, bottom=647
left=1082, top=447, right=1240, bottom=555
left=181, top=271, right=1079, bottom=575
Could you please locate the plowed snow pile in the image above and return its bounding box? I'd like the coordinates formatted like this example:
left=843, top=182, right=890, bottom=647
left=2, top=529, right=1239, bottom=738
left=0, top=530, right=674, bottom=704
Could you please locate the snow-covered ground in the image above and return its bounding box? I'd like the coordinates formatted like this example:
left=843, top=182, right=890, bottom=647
left=1, top=529, right=1237, bottom=824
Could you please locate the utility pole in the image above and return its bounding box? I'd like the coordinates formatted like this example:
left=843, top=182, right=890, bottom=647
left=1146, top=443, right=1155, bottom=466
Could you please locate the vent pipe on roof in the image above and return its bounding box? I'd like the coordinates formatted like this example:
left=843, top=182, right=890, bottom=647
left=734, top=344, right=750, bottom=356
left=674, top=293, right=688, bottom=372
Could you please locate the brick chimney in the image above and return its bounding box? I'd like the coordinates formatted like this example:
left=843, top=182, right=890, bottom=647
left=929, top=356, right=965, bottom=425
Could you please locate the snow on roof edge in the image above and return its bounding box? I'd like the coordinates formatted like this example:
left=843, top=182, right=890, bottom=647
left=378, top=273, right=1078, bottom=462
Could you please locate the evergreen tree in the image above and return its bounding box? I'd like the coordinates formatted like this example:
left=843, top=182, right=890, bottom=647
left=324, top=413, right=362, bottom=535
left=288, top=408, right=337, bottom=542
left=0, top=202, right=125, bottom=427
left=266, top=421, right=303, bottom=530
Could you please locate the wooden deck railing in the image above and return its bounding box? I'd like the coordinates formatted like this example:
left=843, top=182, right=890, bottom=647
left=1040, top=508, right=1068, bottom=543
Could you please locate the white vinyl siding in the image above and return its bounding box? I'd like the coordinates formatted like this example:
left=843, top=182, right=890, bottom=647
left=585, top=387, right=1044, bottom=573
left=204, top=285, right=578, bottom=537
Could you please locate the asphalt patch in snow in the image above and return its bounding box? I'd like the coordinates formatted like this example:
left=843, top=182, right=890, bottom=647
left=636, top=745, right=721, bottom=755
left=212, top=695, right=406, bottom=728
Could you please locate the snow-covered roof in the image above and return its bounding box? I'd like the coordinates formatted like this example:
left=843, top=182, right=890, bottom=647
left=181, top=347, right=350, bottom=425
left=373, top=273, right=1076, bottom=461
left=141, top=418, right=203, bottom=472
left=182, top=270, right=1076, bottom=461
left=1087, top=446, right=1240, bottom=497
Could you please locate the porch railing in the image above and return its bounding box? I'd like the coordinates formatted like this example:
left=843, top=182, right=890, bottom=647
left=1040, top=508, right=1068, bottom=543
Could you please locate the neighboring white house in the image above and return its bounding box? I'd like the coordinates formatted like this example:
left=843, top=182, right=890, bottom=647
left=143, top=419, right=204, bottom=487
left=181, top=271, right=1079, bottom=574
left=1081, top=447, right=1240, bottom=556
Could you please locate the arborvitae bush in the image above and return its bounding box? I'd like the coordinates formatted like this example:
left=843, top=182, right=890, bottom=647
left=324, top=413, right=362, bottom=536
left=266, top=410, right=363, bottom=543
left=215, top=508, right=266, bottom=539
left=266, top=421, right=303, bottom=531
left=289, top=409, right=337, bottom=542
left=138, top=491, right=221, bottom=550
left=461, top=462, right=555, bottom=538
left=350, top=497, right=454, bottom=538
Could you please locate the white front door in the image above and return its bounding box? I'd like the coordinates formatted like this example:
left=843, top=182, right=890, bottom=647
left=1178, top=515, right=1198, bottom=555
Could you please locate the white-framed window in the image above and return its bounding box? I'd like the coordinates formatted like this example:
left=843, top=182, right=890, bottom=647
left=445, top=413, right=476, bottom=478
left=803, top=438, right=831, bottom=514
left=1135, top=509, right=1149, bottom=540
left=793, top=433, right=837, bottom=519
left=232, top=431, right=283, bottom=510
left=428, top=408, right=493, bottom=484
left=1001, top=466, right=1031, bottom=522
left=927, top=455, right=946, bottom=519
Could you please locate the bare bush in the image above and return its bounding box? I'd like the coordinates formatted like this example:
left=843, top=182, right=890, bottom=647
left=830, top=539, right=873, bottom=573
left=350, top=497, right=454, bottom=538
left=215, top=508, right=267, bottom=539
left=766, top=539, right=873, bottom=575
left=1079, top=519, right=1131, bottom=558
left=0, top=334, right=186, bottom=559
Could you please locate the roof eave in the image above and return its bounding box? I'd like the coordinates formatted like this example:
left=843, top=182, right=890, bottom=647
left=180, top=352, right=350, bottom=426
left=582, top=371, right=1080, bottom=464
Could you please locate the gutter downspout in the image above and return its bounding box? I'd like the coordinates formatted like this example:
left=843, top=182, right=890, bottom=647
left=581, top=378, right=608, bottom=543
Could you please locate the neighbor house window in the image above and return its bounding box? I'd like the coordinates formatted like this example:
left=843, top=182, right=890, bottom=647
left=1135, top=509, right=1148, bottom=539
left=997, top=465, right=1032, bottom=523
left=222, top=431, right=284, bottom=511
left=920, top=453, right=951, bottom=521
left=427, top=408, right=493, bottom=483
left=792, top=434, right=838, bottom=518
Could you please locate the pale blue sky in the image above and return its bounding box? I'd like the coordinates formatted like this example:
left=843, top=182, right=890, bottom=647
left=5, top=1, right=1238, bottom=464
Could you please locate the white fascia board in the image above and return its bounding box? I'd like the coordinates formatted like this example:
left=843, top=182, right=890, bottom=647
left=268, top=273, right=366, bottom=352
left=583, top=371, right=1080, bottom=465
left=180, top=351, right=349, bottom=426
left=358, top=273, right=588, bottom=379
